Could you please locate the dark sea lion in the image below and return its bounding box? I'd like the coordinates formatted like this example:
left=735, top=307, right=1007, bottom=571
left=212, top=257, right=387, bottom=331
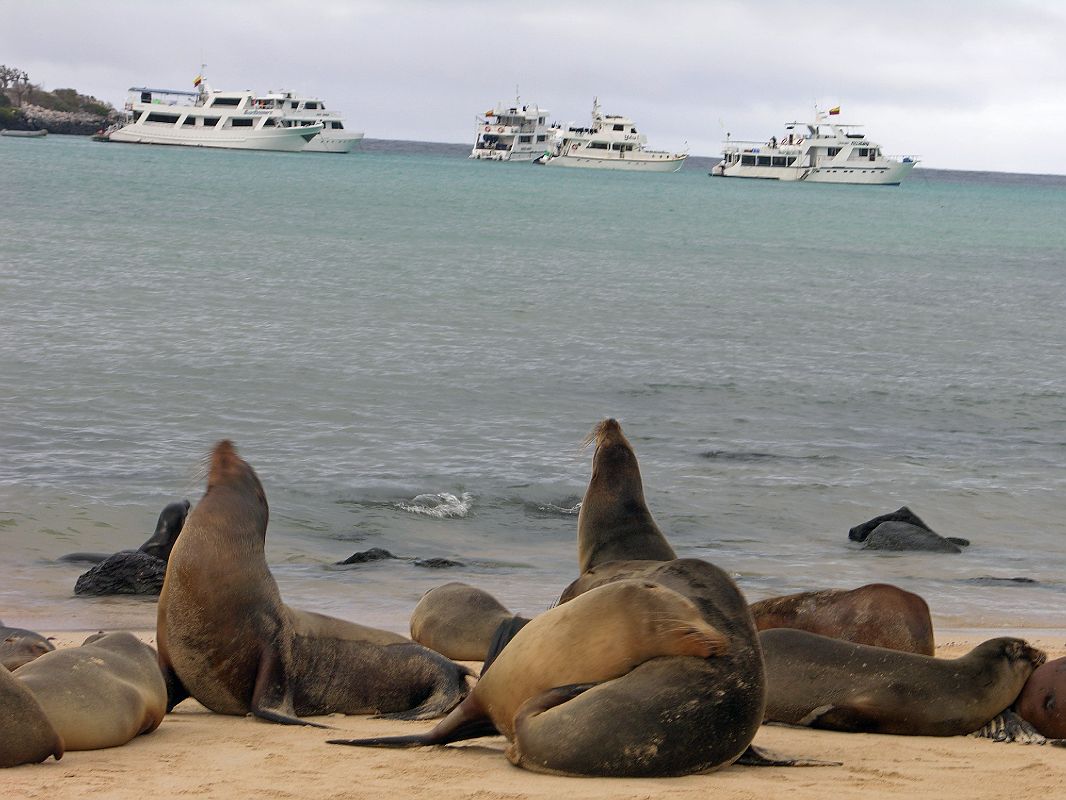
left=750, top=583, right=935, bottom=655
left=14, top=631, right=166, bottom=750
left=60, top=499, right=192, bottom=566
left=760, top=628, right=1044, bottom=735
left=0, top=623, right=56, bottom=670
left=409, top=582, right=518, bottom=662
left=330, top=578, right=731, bottom=773
left=849, top=506, right=969, bottom=551
left=576, top=418, right=676, bottom=573
left=0, top=664, right=63, bottom=767
left=158, top=440, right=471, bottom=725
left=1016, top=656, right=1066, bottom=739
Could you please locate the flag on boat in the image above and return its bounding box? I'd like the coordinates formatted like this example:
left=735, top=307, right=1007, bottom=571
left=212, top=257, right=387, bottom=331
left=828, top=106, right=841, bottom=116
left=193, top=75, right=203, bottom=87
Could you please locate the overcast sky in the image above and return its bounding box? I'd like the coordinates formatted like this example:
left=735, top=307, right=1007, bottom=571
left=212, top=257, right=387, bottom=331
left=6, top=1, right=1066, bottom=173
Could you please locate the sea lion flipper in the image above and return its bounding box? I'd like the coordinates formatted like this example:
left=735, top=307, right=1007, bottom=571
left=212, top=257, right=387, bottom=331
left=736, top=744, right=842, bottom=768
left=161, top=662, right=190, bottom=712
left=249, top=647, right=308, bottom=726
left=480, top=615, right=532, bottom=676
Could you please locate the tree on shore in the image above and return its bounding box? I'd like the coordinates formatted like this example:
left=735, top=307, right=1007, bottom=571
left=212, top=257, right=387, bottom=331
left=0, top=65, right=33, bottom=107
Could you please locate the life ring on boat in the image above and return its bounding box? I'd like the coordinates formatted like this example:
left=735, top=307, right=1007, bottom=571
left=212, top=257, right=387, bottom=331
left=570, top=143, right=578, bottom=152
left=484, top=125, right=491, bottom=133
left=497, top=126, right=504, bottom=133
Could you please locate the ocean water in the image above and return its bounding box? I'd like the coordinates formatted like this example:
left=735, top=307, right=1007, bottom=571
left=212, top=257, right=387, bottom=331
left=2, top=135, right=1064, bottom=638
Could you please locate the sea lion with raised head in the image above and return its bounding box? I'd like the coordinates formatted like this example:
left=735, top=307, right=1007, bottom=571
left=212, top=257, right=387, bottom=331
left=61, top=499, right=191, bottom=566
left=760, top=628, right=1044, bottom=735
left=409, top=582, right=521, bottom=662
left=0, top=664, right=64, bottom=767
left=329, top=578, right=730, bottom=766
left=0, top=622, right=55, bottom=671
left=750, top=583, right=935, bottom=655
left=576, top=418, right=676, bottom=573
left=14, top=631, right=166, bottom=751
left=158, top=440, right=471, bottom=725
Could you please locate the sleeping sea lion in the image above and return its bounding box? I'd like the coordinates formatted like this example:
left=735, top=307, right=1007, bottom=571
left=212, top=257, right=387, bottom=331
left=14, top=631, right=166, bottom=750
left=0, top=664, right=63, bottom=767
left=750, top=583, right=935, bottom=655
left=157, top=440, right=471, bottom=725
left=760, top=628, right=1044, bottom=735
left=0, top=623, right=56, bottom=671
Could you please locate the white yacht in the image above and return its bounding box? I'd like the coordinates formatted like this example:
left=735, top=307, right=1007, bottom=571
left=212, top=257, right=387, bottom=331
left=106, top=83, right=322, bottom=152
left=711, top=108, right=917, bottom=184
left=251, top=90, right=364, bottom=153
left=470, top=100, right=556, bottom=162
left=537, top=98, right=687, bottom=172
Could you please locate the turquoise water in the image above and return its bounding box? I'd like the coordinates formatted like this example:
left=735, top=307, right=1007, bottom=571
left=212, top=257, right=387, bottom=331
left=2, top=135, right=1065, bottom=635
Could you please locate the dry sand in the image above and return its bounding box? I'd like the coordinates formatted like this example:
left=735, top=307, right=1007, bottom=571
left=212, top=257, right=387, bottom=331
left=3, top=631, right=1065, bottom=800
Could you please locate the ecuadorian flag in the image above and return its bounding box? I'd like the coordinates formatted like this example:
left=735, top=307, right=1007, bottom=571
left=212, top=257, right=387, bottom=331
left=193, top=75, right=203, bottom=87
left=828, top=106, right=841, bottom=116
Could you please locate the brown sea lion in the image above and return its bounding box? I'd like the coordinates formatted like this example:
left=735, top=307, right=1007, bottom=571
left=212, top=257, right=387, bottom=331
left=329, top=578, right=730, bottom=762
left=0, top=622, right=56, bottom=671
left=0, top=664, right=63, bottom=767
left=760, top=628, right=1044, bottom=735
left=750, top=583, right=935, bottom=655
left=1016, top=656, right=1066, bottom=739
left=157, top=440, right=471, bottom=725
left=409, top=582, right=518, bottom=662
left=576, top=418, right=676, bottom=573
left=12, top=631, right=165, bottom=751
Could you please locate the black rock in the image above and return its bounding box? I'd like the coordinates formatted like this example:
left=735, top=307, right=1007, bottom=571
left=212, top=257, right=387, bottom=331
left=336, top=547, right=398, bottom=565
left=849, top=506, right=933, bottom=542
left=861, top=521, right=962, bottom=553
left=412, top=558, right=465, bottom=569
left=74, top=550, right=167, bottom=595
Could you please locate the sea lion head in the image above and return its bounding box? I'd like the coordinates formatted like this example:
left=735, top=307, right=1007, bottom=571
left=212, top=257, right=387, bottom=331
left=140, top=499, right=192, bottom=561
left=628, top=580, right=729, bottom=659
left=582, top=418, right=646, bottom=503
left=196, top=440, right=269, bottom=538
left=1001, top=638, right=1047, bottom=670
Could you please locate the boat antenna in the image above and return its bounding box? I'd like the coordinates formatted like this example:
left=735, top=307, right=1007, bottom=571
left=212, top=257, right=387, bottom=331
left=515, top=84, right=520, bottom=106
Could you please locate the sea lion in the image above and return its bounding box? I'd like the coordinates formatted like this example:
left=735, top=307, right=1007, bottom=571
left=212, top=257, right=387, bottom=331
left=61, top=499, right=191, bottom=566
left=13, top=632, right=165, bottom=751
left=760, top=628, right=1044, bottom=735
left=526, top=558, right=770, bottom=776
left=750, top=583, right=935, bottom=655
left=409, top=582, right=519, bottom=662
left=330, top=578, right=730, bottom=769
left=158, top=440, right=471, bottom=724
left=1016, top=656, right=1066, bottom=739
left=849, top=506, right=969, bottom=552
left=576, top=418, right=676, bottom=573
left=0, top=622, right=56, bottom=670
left=0, top=664, right=64, bottom=767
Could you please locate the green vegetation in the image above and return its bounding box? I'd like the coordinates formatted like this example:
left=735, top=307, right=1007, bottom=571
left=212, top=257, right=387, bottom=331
left=0, top=64, right=115, bottom=115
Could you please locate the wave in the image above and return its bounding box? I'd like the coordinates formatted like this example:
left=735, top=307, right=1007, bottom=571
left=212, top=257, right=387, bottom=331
left=699, top=450, right=842, bottom=463
left=396, top=491, right=474, bottom=519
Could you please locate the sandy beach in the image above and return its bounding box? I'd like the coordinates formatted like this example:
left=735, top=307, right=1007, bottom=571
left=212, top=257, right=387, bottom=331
left=4, top=630, right=1064, bottom=800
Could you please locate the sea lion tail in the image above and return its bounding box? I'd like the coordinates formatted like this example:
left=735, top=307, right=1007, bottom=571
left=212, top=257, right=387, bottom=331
left=736, top=744, right=841, bottom=768
left=328, top=717, right=499, bottom=748
left=376, top=658, right=476, bottom=721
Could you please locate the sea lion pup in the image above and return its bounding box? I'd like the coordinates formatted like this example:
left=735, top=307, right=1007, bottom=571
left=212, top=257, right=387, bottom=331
left=0, top=664, right=63, bottom=767
left=1016, top=656, right=1066, bottom=739
left=759, top=628, right=1045, bottom=735
left=576, top=418, right=676, bottom=573
left=0, top=622, right=56, bottom=670
left=329, top=579, right=729, bottom=767
left=409, top=582, right=520, bottom=662
left=13, top=631, right=166, bottom=751
left=158, top=440, right=471, bottom=725
left=750, top=583, right=935, bottom=655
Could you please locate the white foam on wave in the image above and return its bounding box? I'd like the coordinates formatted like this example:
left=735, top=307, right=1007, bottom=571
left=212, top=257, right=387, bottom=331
left=397, top=492, right=474, bottom=519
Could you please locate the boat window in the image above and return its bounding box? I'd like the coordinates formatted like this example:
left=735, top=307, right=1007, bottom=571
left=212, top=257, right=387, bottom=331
left=202, top=117, right=220, bottom=127
left=518, top=135, right=532, bottom=143
left=772, top=156, right=788, bottom=167
left=613, top=124, right=624, bottom=131
left=181, top=116, right=195, bottom=126
left=211, top=97, right=241, bottom=107
left=741, top=154, right=756, bottom=165
left=140, top=91, right=152, bottom=103
left=231, top=118, right=254, bottom=127
left=263, top=118, right=277, bottom=127
left=588, top=141, right=609, bottom=149
left=536, top=134, right=546, bottom=142
left=333, top=122, right=344, bottom=130
left=145, top=112, right=180, bottom=124
left=827, top=147, right=840, bottom=156
left=757, top=156, right=772, bottom=166
left=786, top=156, right=797, bottom=166
left=857, top=148, right=868, bottom=157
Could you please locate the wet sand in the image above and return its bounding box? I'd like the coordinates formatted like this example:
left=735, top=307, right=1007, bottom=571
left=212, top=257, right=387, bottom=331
left=3, top=630, right=1064, bottom=799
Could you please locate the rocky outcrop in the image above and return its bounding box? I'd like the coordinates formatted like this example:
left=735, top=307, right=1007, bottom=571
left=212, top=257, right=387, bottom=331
left=3, top=104, right=120, bottom=135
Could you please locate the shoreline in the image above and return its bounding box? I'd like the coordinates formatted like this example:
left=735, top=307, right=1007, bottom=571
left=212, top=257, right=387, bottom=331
left=4, top=629, right=1064, bottom=798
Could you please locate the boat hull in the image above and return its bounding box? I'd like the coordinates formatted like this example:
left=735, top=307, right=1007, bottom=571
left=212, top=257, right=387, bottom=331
left=303, top=131, right=364, bottom=153
left=715, top=159, right=915, bottom=185
left=1, top=129, right=47, bottom=138
left=107, top=124, right=318, bottom=152
left=541, top=153, right=686, bottom=172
